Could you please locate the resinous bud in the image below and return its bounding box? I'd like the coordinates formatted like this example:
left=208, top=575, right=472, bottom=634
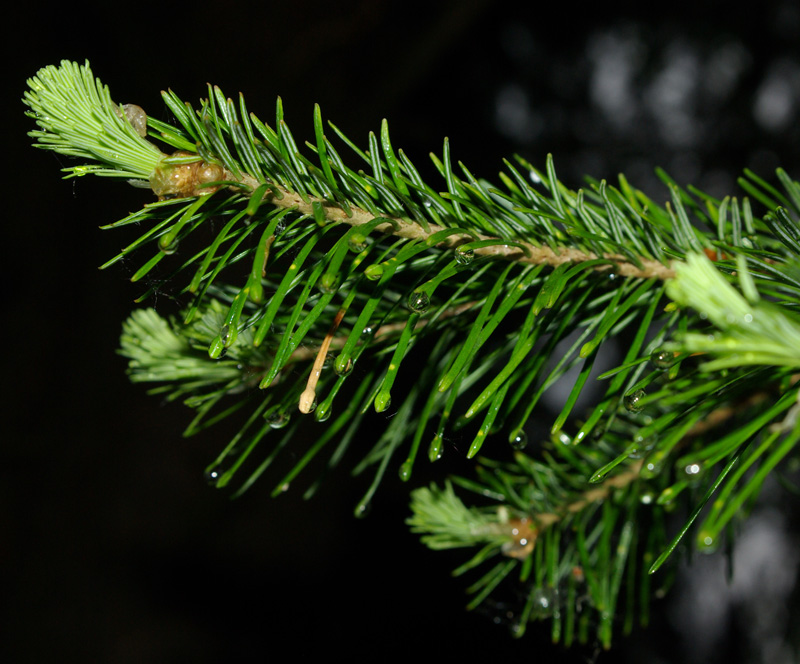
left=149, top=152, right=225, bottom=198
left=407, top=290, right=430, bottom=313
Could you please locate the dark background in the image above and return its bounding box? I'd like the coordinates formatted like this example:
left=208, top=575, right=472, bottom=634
left=5, top=1, right=800, bottom=662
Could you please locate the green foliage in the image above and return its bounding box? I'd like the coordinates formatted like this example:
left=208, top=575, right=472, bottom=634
left=24, top=60, right=162, bottom=180
left=25, top=60, right=800, bottom=649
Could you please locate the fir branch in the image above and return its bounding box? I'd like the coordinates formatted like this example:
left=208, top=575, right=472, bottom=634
left=24, top=60, right=163, bottom=180
left=25, top=59, right=800, bottom=650
left=25, top=60, right=676, bottom=282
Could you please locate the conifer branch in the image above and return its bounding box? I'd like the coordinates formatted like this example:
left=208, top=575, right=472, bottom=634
left=24, top=59, right=800, bottom=650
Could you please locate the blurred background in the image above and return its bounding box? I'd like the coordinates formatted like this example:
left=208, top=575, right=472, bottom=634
left=5, top=1, right=800, bottom=661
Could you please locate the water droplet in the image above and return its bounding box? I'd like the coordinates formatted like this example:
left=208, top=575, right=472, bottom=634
left=314, top=404, right=331, bottom=422
left=159, top=238, right=178, bottom=254
left=375, top=391, right=391, bottom=412
left=698, top=532, right=715, bottom=549
left=627, top=446, right=642, bottom=459
left=743, top=313, right=753, bottom=323
left=455, top=245, right=475, bottom=266
left=347, top=232, right=368, bottom=253
left=334, top=356, right=353, bottom=377
left=623, top=389, right=646, bottom=413
left=219, top=324, right=231, bottom=346
left=640, top=451, right=664, bottom=479
left=354, top=501, right=371, bottom=518
left=509, top=430, right=528, bottom=450
left=684, top=463, right=702, bottom=476
left=429, top=433, right=443, bottom=462
left=398, top=460, right=413, bottom=481
left=640, top=491, right=655, bottom=505
left=589, top=469, right=607, bottom=484
left=530, top=587, right=556, bottom=618
left=657, top=486, right=678, bottom=504
left=407, top=290, right=430, bottom=313
left=279, top=482, right=290, bottom=492
left=318, top=273, right=338, bottom=293
left=266, top=411, right=290, bottom=429
left=208, top=336, right=225, bottom=359
left=322, top=352, right=335, bottom=369
left=650, top=348, right=674, bottom=370
left=606, top=271, right=618, bottom=282
left=365, top=264, right=383, bottom=280
left=361, top=325, right=374, bottom=337
left=204, top=465, right=222, bottom=485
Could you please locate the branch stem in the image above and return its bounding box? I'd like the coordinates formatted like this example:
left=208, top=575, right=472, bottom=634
left=229, top=173, right=677, bottom=281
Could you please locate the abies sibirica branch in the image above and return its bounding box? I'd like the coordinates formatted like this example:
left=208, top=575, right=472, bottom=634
left=24, top=60, right=800, bottom=648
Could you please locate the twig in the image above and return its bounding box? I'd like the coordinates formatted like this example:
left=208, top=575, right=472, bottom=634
left=226, top=172, right=677, bottom=281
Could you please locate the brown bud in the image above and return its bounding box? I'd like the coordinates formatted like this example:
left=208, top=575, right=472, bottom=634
left=501, top=518, right=537, bottom=559
left=149, top=151, right=226, bottom=199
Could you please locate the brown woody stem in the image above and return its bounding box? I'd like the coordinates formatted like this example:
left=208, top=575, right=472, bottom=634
left=221, top=172, right=677, bottom=281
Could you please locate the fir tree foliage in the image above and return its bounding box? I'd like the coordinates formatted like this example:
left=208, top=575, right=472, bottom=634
left=25, top=60, right=800, bottom=648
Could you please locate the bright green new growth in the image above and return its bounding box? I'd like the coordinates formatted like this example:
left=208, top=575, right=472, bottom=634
left=666, top=252, right=800, bottom=370
left=25, top=60, right=163, bottom=180
left=25, top=60, right=800, bottom=648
